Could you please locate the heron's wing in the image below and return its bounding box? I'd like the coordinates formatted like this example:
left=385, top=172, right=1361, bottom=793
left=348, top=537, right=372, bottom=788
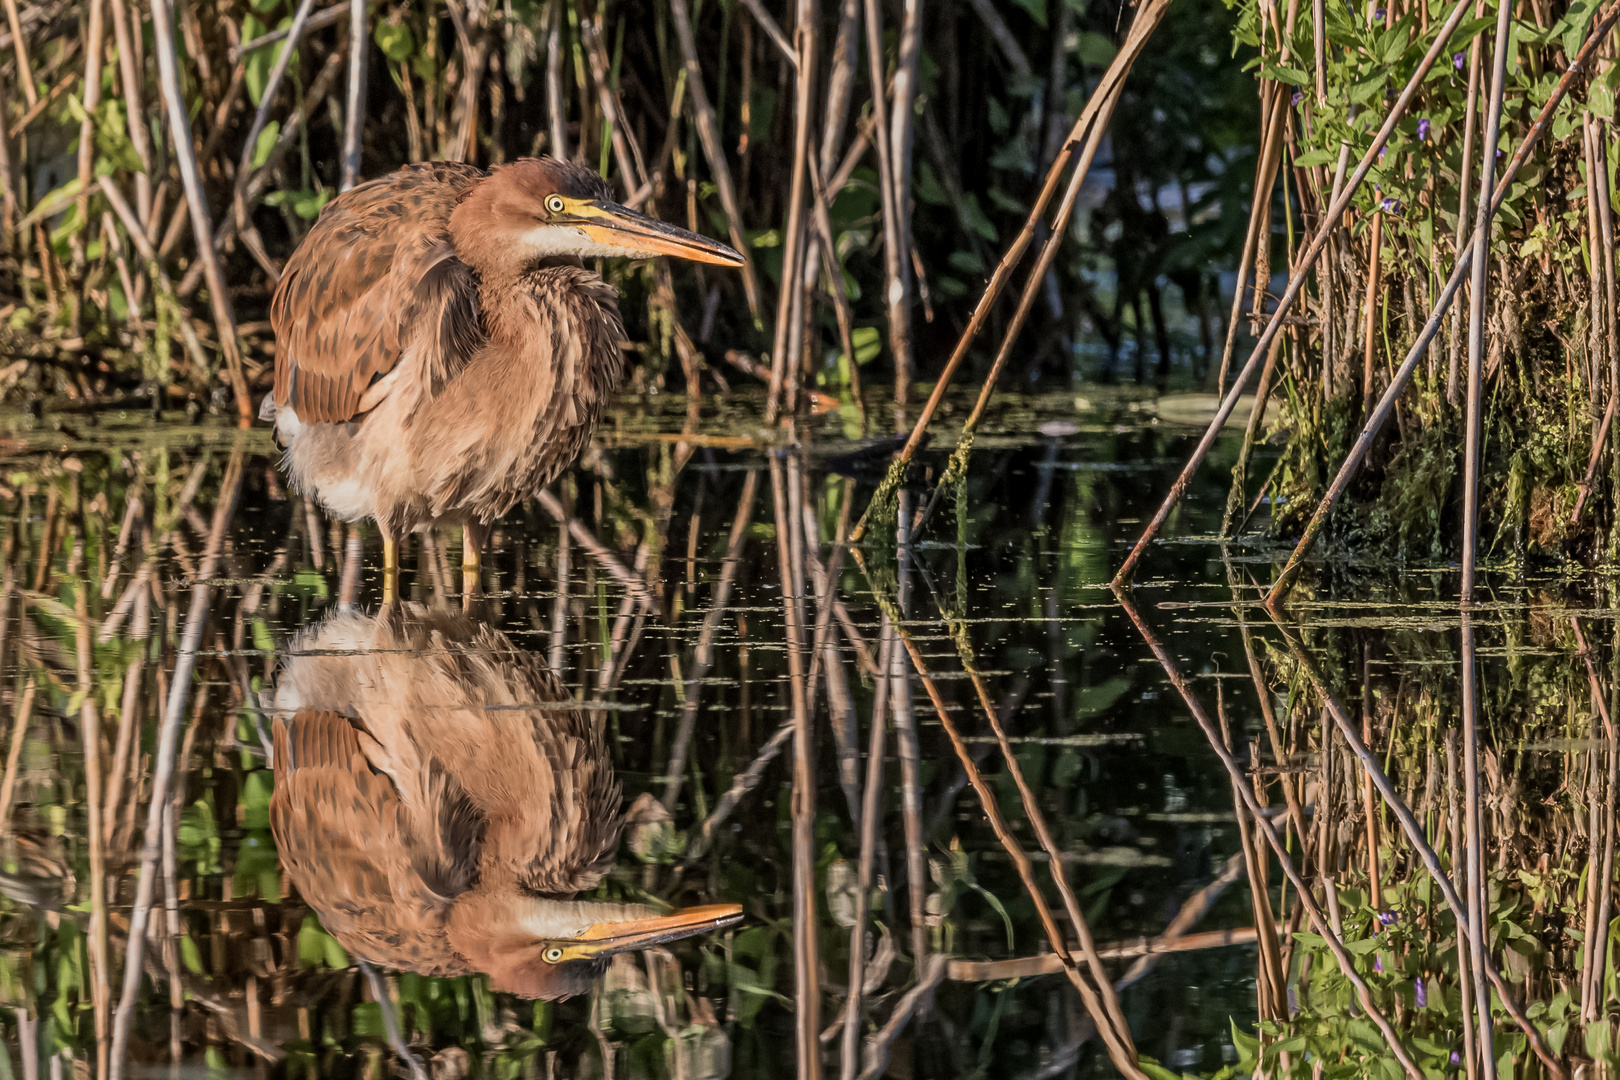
left=270, top=710, right=484, bottom=974
left=269, top=162, right=488, bottom=424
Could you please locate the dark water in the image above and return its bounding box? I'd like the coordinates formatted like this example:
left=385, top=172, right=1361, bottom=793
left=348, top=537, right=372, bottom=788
left=0, top=387, right=1615, bottom=1079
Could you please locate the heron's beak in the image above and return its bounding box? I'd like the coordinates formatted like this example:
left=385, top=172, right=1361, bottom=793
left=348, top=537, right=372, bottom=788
left=573, top=201, right=746, bottom=266
left=568, top=903, right=744, bottom=958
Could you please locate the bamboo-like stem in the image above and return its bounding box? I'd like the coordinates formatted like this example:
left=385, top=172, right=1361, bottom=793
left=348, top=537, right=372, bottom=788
left=1445, top=733, right=1480, bottom=1078
left=149, top=0, right=251, bottom=423
left=1264, top=0, right=1620, bottom=606
left=848, top=0, right=1171, bottom=544
left=1113, top=0, right=1473, bottom=587
left=1218, top=687, right=1286, bottom=1020
left=1113, top=586, right=1425, bottom=1080
left=550, top=517, right=569, bottom=677
left=1216, top=88, right=1286, bottom=395
left=667, top=0, right=762, bottom=318
left=108, top=445, right=245, bottom=1080
left=1362, top=206, right=1385, bottom=411
left=770, top=452, right=821, bottom=1080
left=341, top=0, right=368, bottom=188
left=535, top=489, right=657, bottom=612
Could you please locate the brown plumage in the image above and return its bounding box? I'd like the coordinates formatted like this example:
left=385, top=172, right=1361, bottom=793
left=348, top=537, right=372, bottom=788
left=263, top=158, right=743, bottom=570
left=270, top=605, right=739, bottom=999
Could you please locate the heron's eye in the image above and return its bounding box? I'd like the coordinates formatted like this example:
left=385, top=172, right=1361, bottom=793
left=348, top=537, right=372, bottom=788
left=545, top=195, right=566, bottom=215
left=541, top=946, right=564, bottom=963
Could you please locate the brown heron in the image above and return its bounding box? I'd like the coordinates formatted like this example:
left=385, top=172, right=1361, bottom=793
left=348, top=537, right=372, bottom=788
left=269, top=605, right=741, bottom=998
left=262, top=157, right=744, bottom=590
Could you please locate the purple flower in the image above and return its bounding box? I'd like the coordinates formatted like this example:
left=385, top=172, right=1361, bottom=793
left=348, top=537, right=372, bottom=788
left=1374, top=6, right=1387, bottom=17
left=1375, top=954, right=1385, bottom=973
left=1378, top=145, right=1388, bottom=161
left=1416, top=118, right=1431, bottom=141
left=1292, top=90, right=1304, bottom=106
left=1415, top=979, right=1428, bottom=1007
left=1454, top=52, right=1467, bottom=68
left=1452, top=1052, right=1462, bottom=1065
left=1379, top=910, right=1398, bottom=926
left=1379, top=196, right=1400, bottom=213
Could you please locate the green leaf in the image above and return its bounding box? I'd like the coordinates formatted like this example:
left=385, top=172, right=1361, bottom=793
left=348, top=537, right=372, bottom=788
left=1261, top=64, right=1310, bottom=87
left=851, top=326, right=882, bottom=366
left=374, top=20, right=416, bottom=61
left=1294, top=148, right=1338, bottom=167
left=251, top=121, right=280, bottom=169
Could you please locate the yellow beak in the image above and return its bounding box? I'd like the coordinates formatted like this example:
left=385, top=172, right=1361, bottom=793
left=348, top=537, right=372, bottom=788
left=565, top=903, right=745, bottom=959
left=570, top=201, right=746, bottom=266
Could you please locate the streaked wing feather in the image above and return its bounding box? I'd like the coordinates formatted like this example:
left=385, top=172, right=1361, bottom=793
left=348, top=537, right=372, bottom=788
left=270, top=710, right=482, bottom=974
left=270, top=162, right=487, bottom=424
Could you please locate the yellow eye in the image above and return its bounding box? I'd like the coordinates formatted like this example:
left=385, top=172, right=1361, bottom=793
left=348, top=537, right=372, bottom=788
left=541, top=947, right=564, bottom=963
left=545, top=195, right=566, bottom=215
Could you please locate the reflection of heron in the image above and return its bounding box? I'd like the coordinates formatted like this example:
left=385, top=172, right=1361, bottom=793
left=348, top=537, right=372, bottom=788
left=262, top=158, right=744, bottom=588
left=270, top=605, right=740, bottom=999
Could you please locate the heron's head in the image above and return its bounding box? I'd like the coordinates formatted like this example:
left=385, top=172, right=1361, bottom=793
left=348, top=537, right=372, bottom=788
left=447, top=897, right=744, bottom=1000
left=451, top=157, right=745, bottom=270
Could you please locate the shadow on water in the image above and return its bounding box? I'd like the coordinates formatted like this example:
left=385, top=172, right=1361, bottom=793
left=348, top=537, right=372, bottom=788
left=0, top=385, right=1616, bottom=1078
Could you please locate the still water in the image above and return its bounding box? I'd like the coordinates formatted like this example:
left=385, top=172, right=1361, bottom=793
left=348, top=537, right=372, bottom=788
left=0, top=386, right=1614, bottom=1078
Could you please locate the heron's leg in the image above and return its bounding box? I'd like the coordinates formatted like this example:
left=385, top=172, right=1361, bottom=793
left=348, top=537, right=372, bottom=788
left=337, top=526, right=364, bottom=609
left=462, top=521, right=489, bottom=597
left=381, top=535, right=398, bottom=606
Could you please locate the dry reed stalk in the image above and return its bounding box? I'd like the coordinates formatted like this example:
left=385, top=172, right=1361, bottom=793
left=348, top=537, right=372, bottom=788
left=545, top=0, right=566, bottom=156
left=1225, top=562, right=1307, bottom=838
left=660, top=472, right=759, bottom=809
left=1265, top=0, right=1620, bottom=606
left=856, top=954, right=947, bottom=1080
left=73, top=567, right=110, bottom=1080
left=73, top=0, right=107, bottom=273
left=359, top=961, right=428, bottom=1080
left=886, top=0, right=923, bottom=410
left=667, top=0, right=762, bottom=318
left=841, top=627, right=894, bottom=1080
left=1446, top=0, right=1487, bottom=403
left=1113, top=0, right=1473, bottom=587
left=848, top=0, right=1171, bottom=544
left=1362, top=206, right=1385, bottom=410
left=1444, top=733, right=1480, bottom=1078
left=766, top=0, right=819, bottom=420
left=1217, top=686, right=1286, bottom=1021
left=341, top=0, right=368, bottom=189
left=536, top=489, right=657, bottom=612
left=0, top=676, right=35, bottom=836
left=951, top=927, right=1260, bottom=981
left=862, top=578, right=1148, bottom=1077
left=888, top=493, right=928, bottom=969
left=1, top=0, right=34, bottom=108
left=1595, top=685, right=1617, bottom=1020
left=1216, top=88, right=1287, bottom=395
left=101, top=491, right=142, bottom=599
left=1460, top=0, right=1512, bottom=608
left=1575, top=619, right=1608, bottom=1019
left=148, top=0, right=251, bottom=423
left=1281, top=622, right=1565, bottom=1075
left=550, top=516, right=570, bottom=677
left=1578, top=120, right=1620, bottom=521
left=952, top=653, right=1138, bottom=1049
left=238, top=0, right=323, bottom=187
left=103, top=580, right=148, bottom=840
left=1460, top=609, right=1495, bottom=1075
left=769, top=453, right=821, bottom=1080
left=108, top=446, right=245, bottom=1080
left=1113, top=586, right=1425, bottom=1080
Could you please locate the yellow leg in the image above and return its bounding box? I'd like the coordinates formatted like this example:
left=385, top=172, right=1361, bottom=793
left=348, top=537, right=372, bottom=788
left=382, top=536, right=398, bottom=605
left=462, top=524, right=483, bottom=597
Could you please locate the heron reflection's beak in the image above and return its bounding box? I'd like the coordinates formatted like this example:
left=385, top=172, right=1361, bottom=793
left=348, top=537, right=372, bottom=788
left=572, top=201, right=746, bottom=266
left=568, top=903, right=745, bottom=958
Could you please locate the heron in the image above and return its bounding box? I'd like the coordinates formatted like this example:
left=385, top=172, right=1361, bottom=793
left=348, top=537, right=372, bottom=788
left=270, top=604, right=742, bottom=998
left=262, top=157, right=744, bottom=592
